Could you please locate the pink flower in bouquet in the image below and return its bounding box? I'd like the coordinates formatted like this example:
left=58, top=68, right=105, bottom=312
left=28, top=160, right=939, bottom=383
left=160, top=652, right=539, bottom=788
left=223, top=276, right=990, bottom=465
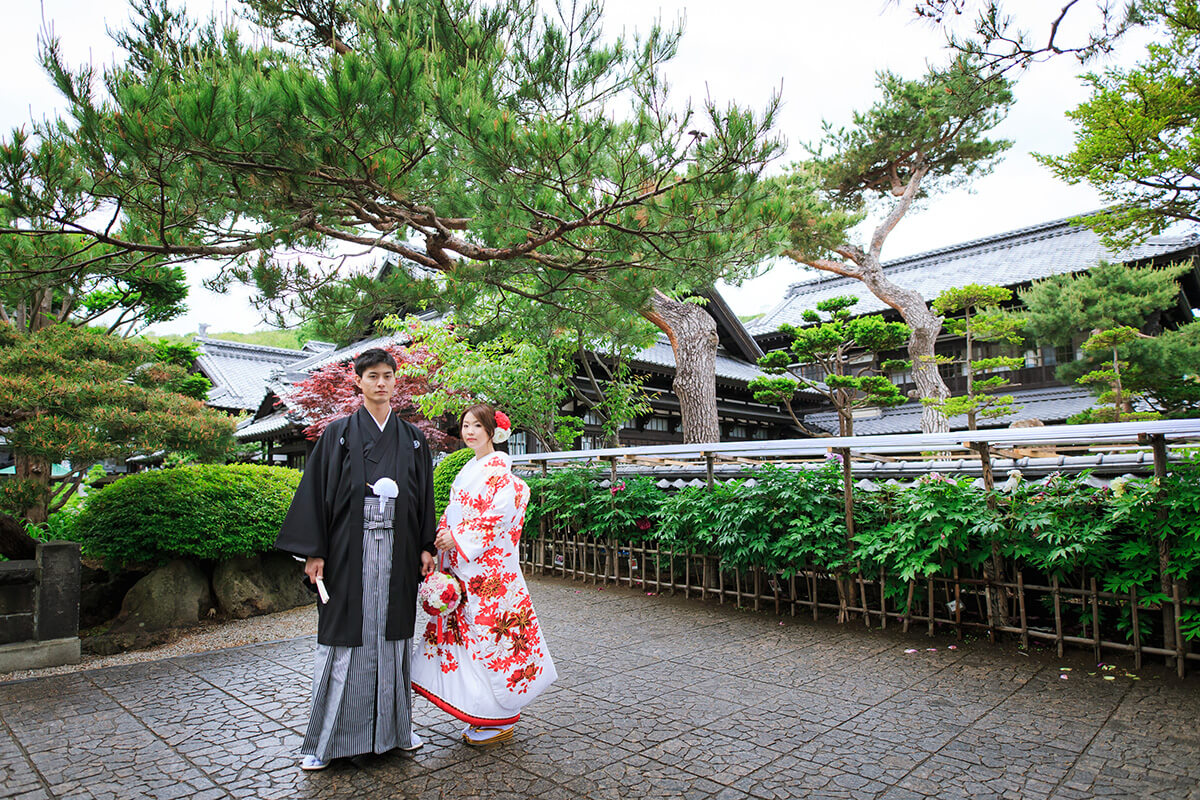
left=419, top=571, right=463, bottom=616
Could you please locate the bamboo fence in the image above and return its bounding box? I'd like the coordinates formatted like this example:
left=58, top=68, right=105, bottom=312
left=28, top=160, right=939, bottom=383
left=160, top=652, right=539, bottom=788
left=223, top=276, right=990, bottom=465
left=518, top=534, right=1198, bottom=675
left=514, top=419, right=1200, bottom=676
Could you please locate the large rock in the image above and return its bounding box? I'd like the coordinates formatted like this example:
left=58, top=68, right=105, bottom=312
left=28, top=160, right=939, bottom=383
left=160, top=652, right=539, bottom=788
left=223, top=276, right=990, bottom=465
left=213, top=552, right=313, bottom=619
left=79, top=561, right=148, bottom=629
left=110, top=560, right=212, bottom=634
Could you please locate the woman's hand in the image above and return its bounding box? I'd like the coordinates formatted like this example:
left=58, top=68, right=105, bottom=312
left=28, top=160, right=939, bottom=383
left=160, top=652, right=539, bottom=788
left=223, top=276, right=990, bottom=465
left=435, top=531, right=454, bottom=552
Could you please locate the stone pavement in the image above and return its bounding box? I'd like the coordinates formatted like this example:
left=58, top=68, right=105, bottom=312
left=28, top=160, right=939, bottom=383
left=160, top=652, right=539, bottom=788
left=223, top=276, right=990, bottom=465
left=1, top=576, right=1197, bottom=800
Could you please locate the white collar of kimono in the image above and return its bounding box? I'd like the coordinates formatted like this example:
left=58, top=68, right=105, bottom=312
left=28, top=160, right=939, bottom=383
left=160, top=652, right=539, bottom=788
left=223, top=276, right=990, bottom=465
left=472, top=450, right=511, bottom=468
left=366, top=407, right=391, bottom=432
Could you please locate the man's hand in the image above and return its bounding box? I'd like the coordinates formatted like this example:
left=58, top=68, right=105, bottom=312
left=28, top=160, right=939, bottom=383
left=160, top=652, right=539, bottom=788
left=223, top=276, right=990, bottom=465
left=420, top=550, right=435, bottom=576
left=305, top=557, right=325, bottom=584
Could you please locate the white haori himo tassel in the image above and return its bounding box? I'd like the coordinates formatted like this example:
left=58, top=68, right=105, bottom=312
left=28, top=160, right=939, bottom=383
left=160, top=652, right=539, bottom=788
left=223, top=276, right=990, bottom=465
left=369, top=477, right=399, bottom=515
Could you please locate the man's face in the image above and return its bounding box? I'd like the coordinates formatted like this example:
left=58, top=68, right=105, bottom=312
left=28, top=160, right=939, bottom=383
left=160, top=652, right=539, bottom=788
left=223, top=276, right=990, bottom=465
left=355, top=364, right=397, bottom=403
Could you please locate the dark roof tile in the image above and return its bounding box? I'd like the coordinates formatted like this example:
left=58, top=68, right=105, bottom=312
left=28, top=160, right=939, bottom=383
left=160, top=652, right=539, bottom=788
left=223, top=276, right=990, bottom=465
left=750, top=215, right=1199, bottom=335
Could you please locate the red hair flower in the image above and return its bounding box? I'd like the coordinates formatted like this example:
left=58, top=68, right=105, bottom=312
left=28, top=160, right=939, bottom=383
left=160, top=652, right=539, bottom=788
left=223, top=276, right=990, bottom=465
left=493, top=410, right=512, bottom=443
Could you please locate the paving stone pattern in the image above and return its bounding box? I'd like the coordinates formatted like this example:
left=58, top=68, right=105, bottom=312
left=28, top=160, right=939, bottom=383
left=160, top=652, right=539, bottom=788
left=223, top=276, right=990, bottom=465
left=1, top=576, right=1197, bottom=799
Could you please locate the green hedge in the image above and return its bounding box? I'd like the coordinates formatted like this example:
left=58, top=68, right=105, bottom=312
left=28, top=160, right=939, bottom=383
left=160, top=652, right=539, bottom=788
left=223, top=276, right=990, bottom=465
left=525, top=460, right=1200, bottom=641
left=434, top=447, right=476, bottom=518
left=73, top=464, right=302, bottom=564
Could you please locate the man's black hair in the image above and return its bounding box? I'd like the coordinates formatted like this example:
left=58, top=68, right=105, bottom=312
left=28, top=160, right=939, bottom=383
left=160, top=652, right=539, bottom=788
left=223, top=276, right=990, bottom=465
left=353, top=348, right=397, bottom=377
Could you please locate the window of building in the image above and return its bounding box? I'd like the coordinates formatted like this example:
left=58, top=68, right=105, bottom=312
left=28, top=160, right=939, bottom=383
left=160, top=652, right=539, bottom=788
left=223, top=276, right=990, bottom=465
left=727, top=424, right=748, bottom=439
left=798, top=362, right=827, bottom=383
left=888, top=364, right=913, bottom=385
left=508, top=431, right=527, bottom=456
left=1055, top=343, right=1077, bottom=365
left=938, top=353, right=964, bottom=379
left=750, top=428, right=770, bottom=440
left=644, top=416, right=670, bottom=432
left=582, top=410, right=604, bottom=426
left=580, top=435, right=608, bottom=451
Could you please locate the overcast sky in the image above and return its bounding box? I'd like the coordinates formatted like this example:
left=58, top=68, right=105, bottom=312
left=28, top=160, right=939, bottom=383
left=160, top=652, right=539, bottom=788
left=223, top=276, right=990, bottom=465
left=3, top=0, right=1153, bottom=335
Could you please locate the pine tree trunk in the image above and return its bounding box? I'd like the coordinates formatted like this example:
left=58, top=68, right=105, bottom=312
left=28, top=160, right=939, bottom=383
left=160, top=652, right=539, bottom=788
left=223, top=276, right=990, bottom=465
left=786, top=167, right=951, bottom=433
left=16, top=453, right=51, bottom=526
left=0, top=513, right=39, bottom=561
left=858, top=260, right=950, bottom=433
left=643, top=292, right=721, bottom=443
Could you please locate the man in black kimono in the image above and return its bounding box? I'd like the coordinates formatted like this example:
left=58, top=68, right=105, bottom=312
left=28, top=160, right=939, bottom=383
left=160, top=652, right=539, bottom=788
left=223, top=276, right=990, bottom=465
left=276, top=348, right=436, bottom=771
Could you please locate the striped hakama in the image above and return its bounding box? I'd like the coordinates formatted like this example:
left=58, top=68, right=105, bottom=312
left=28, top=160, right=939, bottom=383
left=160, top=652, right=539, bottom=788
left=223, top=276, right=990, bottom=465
left=300, top=498, right=415, bottom=760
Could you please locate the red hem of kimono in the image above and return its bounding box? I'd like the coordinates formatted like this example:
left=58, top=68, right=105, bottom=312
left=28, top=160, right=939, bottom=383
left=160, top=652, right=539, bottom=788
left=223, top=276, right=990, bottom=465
left=413, top=682, right=521, bottom=727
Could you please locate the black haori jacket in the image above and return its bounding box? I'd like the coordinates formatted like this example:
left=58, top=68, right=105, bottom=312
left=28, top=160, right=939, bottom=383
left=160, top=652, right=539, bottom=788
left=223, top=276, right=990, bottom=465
left=276, top=407, right=436, bottom=647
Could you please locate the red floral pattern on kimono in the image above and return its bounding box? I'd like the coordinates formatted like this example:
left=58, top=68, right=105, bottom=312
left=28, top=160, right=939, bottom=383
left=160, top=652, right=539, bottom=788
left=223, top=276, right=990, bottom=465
left=412, top=452, right=557, bottom=726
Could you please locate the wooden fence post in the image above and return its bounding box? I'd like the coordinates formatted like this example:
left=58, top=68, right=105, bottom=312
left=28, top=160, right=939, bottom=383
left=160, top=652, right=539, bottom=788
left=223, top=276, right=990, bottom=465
left=1052, top=575, right=1064, bottom=658
left=1146, top=432, right=1179, bottom=669
left=1130, top=586, right=1142, bottom=671
left=1017, top=571, right=1029, bottom=651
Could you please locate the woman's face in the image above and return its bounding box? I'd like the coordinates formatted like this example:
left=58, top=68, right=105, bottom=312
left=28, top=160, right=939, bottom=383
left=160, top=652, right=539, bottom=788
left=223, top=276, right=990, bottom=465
left=461, top=412, right=493, bottom=454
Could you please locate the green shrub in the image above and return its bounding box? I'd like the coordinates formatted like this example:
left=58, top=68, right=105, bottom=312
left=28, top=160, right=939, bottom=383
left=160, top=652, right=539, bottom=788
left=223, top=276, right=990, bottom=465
left=591, top=475, right=661, bottom=542
left=523, top=466, right=604, bottom=539
left=434, top=447, right=476, bottom=518
left=855, top=472, right=996, bottom=582
left=73, top=464, right=301, bottom=564
left=525, top=459, right=1200, bottom=640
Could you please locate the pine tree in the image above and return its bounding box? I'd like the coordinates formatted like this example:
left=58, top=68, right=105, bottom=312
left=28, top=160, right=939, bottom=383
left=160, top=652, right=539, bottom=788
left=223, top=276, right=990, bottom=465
left=1070, top=326, right=1162, bottom=423
left=749, top=296, right=908, bottom=603
left=925, top=284, right=1025, bottom=429
left=0, top=324, right=234, bottom=557
left=1019, top=261, right=1196, bottom=416
left=9, top=0, right=784, bottom=443
left=749, top=296, right=909, bottom=436
left=775, top=54, right=1014, bottom=433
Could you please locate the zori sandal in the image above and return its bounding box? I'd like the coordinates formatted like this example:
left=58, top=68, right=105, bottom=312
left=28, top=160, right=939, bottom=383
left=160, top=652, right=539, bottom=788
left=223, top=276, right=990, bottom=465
left=462, top=725, right=515, bottom=747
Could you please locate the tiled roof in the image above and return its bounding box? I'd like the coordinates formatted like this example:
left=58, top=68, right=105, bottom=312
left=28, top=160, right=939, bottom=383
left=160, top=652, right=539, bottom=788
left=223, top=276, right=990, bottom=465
left=235, top=411, right=298, bottom=442
left=284, top=332, right=413, bottom=374
left=750, top=215, right=1200, bottom=335
left=629, top=336, right=779, bottom=385
left=803, top=385, right=1100, bottom=436
left=194, top=337, right=314, bottom=411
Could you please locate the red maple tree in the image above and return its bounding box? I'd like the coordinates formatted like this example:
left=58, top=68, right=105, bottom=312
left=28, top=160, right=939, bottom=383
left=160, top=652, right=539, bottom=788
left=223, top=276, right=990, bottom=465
left=284, top=341, right=460, bottom=449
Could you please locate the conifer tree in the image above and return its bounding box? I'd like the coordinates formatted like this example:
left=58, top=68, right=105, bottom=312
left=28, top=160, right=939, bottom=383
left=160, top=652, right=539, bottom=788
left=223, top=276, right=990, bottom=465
left=1070, top=326, right=1161, bottom=423
left=925, top=284, right=1024, bottom=430
left=775, top=54, right=1014, bottom=433
left=0, top=324, right=233, bottom=557
left=7, top=0, right=783, bottom=443
left=1019, top=261, right=1197, bottom=416
left=749, top=296, right=909, bottom=436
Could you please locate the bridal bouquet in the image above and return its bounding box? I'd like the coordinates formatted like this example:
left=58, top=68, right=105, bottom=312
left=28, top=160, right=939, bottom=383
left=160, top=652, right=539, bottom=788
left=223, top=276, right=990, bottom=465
left=419, top=570, right=464, bottom=616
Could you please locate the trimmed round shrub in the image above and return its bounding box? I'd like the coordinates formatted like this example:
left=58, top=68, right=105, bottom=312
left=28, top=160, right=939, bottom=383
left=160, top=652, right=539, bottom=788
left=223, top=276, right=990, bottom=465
left=74, top=464, right=302, bottom=564
left=434, top=447, right=476, bottom=518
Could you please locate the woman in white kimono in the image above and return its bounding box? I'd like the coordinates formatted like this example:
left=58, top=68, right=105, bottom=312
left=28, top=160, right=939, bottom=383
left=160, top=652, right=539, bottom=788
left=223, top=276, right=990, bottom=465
left=412, top=403, right=556, bottom=746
